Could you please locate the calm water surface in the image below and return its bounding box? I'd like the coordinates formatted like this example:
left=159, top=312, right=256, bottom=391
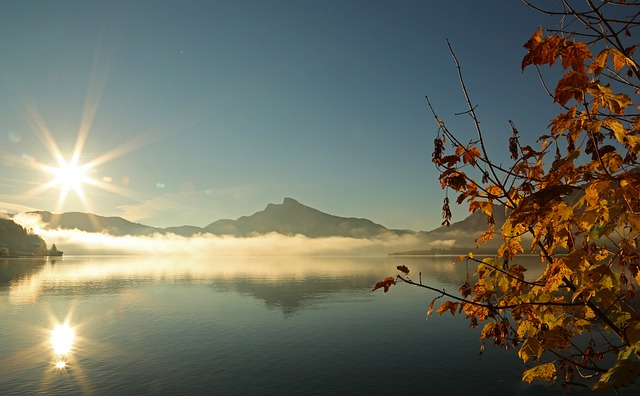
left=0, top=255, right=634, bottom=395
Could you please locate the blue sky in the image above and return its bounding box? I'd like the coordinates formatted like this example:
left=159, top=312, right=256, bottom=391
left=0, top=1, right=560, bottom=230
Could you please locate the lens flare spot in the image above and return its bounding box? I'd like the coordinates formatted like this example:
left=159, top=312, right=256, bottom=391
left=8, top=131, right=22, bottom=143
left=51, top=323, right=75, bottom=355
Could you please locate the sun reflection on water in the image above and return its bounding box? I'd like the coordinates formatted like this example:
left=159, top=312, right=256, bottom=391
left=51, top=323, right=75, bottom=355
left=54, top=360, right=67, bottom=370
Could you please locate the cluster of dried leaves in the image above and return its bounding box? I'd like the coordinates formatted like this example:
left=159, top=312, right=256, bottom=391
left=375, top=1, right=640, bottom=391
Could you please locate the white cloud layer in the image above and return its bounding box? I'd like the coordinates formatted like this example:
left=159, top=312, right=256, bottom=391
left=13, top=213, right=430, bottom=256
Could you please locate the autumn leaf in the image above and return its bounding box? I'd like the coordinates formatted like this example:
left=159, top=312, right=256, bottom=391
left=456, top=145, right=482, bottom=166
left=518, top=337, right=543, bottom=362
left=549, top=106, right=578, bottom=135
left=611, top=48, right=627, bottom=71
left=522, top=27, right=563, bottom=70
left=602, top=149, right=624, bottom=172
left=372, top=277, right=396, bottom=293
left=594, top=359, right=640, bottom=390
left=437, top=301, right=459, bottom=316
left=522, top=363, right=557, bottom=383
left=439, top=169, right=468, bottom=191
left=554, top=71, right=589, bottom=106
left=427, top=296, right=442, bottom=320
left=396, top=265, right=410, bottom=275
left=561, top=41, right=591, bottom=71
left=459, top=281, right=472, bottom=298
left=539, top=327, right=573, bottom=350
left=623, top=320, right=640, bottom=345
left=587, top=82, right=633, bottom=114
left=589, top=48, right=610, bottom=75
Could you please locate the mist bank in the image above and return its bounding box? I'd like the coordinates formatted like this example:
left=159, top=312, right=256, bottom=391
left=10, top=197, right=503, bottom=256
left=15, top=214, right=430, bottom=256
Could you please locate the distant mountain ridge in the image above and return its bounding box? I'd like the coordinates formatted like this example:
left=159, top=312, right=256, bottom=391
left=204, top=197, right=405, bottom=238
left=33, top=211, right=162, bottom=236
left=25, top=197, right=503, bottom=254
left=28, top=198, right=410, bottom=239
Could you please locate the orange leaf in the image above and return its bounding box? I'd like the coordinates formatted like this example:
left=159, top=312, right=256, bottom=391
left=561, top=41, right=591, bottom=71
left=437, top=301, right=459, bottom=316
left=554, top=71, right=589, bottom=106
left=427, top=296, right=441, bottom=319
left=522, top=27, right=563, bottom=70
left=589, top=49, right=609, bottom=75
left=587, top=83, right=632, bottom=114
left=611, top=48, right=627, bottom=71
left=372, top=277, right=396, bottom=293
left=464, top=146, right=481, bottom=166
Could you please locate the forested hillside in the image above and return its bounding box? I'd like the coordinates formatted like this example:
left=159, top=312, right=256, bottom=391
left=0, top=217, right=48, bottom=257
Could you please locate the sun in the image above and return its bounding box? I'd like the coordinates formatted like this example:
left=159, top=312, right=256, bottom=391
left=44, top=158, right=95, bottom=202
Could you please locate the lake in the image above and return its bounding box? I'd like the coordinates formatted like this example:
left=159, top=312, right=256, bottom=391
left=0, top=255, right=634, bottom=395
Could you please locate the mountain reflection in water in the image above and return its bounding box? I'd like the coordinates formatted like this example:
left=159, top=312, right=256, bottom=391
left=0, top=255, right=629, bottom=395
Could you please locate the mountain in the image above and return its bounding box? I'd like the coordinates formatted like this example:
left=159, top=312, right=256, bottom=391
left=24, top=198, right=503, bottom=254
left=391, top=206, right=509, bottom=255
left=204, top=197, right=404, bottom=238
left=27, top=198, right=407, bottom=239
left=32, top=211, right=162, bottom=236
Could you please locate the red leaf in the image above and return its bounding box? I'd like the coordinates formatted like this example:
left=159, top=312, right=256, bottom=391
left=397, top=265, right=410, bottom=275
left=372, top=277, right=396, bottom=293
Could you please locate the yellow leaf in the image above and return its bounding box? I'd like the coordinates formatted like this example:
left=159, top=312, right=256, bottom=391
left=522, top=363, right=557, bottom=383
left=587, top=82, right=633, bottom=114
left=611, top=48, right=627, bottom=71
left=609, top=359, right=640, bottom=387
left=453, top=255, right=467, bottom=263
left=437, top=301, right=459, bottom=316
left=541, top=140, right=550, bottom=150
left=589, top=49, right=609, bottom=75
left=624, top=319, right=640, bottom=346
left=604, top=117, right=625, bottom=136
left=517, top=321, right=538, bottom=339
left=497, top=274, right=510, bottom=293
left=486, top=184, right=502, bottom=197
left=572, top=318, right=591, bottom=334
left=602, top=152, right=623, bottom=173
left=518, top=337, right=543, bottom=362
